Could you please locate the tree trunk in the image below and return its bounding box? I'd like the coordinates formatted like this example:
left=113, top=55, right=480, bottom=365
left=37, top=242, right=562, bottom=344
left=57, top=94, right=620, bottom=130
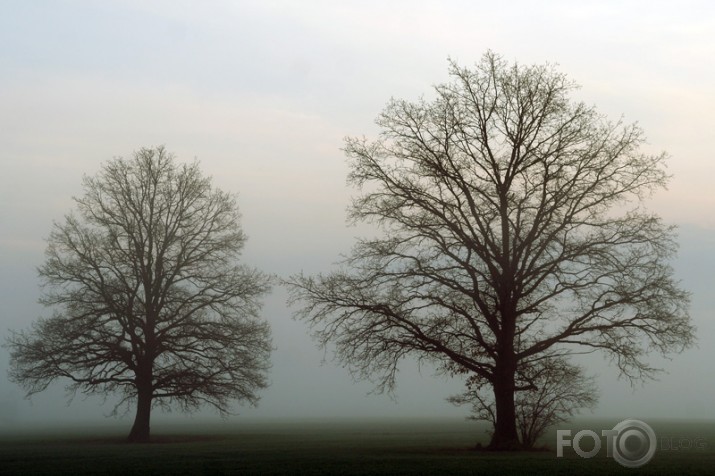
left=488, top=370, right=521, bottom=450
left=127, top=382, right=152, bottom=443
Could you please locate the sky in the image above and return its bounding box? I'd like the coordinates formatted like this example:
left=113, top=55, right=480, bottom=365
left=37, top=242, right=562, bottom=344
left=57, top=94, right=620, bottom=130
left=1, top=0, right=714, bottom=429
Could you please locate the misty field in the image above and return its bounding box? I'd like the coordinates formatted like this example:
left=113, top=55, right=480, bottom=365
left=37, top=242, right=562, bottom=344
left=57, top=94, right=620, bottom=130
left=0, top=418, right=712, bottom=475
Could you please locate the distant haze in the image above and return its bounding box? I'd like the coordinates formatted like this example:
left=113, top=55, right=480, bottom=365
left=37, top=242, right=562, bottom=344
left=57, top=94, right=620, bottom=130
left=1, top=1, right=714, bottom=429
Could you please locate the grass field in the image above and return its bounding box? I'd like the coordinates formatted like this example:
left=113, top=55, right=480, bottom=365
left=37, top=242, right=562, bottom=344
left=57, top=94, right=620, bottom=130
left=0, top=418, right=712, bottom=475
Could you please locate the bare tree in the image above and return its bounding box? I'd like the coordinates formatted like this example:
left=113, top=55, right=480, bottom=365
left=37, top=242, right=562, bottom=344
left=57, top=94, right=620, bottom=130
left=449, top=357, right=597, bottom=449
left=287, top=52, right=694, bottom=449
left=6, top=147, right=272, bottom=442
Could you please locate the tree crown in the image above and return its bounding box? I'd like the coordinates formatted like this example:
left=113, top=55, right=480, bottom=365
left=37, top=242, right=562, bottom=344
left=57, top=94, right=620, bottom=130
left=8, top=146, right=272, bottom=417
left=289, top=52, right=693, bottom=395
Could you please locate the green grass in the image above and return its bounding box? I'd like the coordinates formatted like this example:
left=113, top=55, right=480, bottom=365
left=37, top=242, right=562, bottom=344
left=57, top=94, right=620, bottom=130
left=0, top=418, right=712, bottom=475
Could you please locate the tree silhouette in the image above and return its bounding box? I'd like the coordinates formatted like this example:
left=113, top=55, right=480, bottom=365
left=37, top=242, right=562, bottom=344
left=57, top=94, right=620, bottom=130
left=288, top=52, right=694, bottom=449
left=7, top=147, right=272, bottom=442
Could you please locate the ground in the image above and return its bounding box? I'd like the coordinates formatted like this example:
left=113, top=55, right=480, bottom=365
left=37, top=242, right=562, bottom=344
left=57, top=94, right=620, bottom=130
left=0, top=418, right=712, bottom=475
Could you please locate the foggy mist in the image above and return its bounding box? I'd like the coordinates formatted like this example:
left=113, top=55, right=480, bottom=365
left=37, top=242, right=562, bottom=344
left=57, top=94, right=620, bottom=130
left=2, top=0, right=714, bottom=434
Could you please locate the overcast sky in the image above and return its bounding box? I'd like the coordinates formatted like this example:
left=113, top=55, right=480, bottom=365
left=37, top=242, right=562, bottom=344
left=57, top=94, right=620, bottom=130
left=1, top=0, right=714, bottom=428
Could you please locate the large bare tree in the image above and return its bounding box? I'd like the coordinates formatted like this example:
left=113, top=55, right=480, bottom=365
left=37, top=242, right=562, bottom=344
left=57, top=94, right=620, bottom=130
left=6, top=147, right=272, bottom=442
left=288, top=52, right=694, bottom=449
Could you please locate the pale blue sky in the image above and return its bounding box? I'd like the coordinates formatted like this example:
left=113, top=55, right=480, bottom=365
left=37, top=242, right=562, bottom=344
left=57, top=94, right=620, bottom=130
left=1, top=0, right=714, bottom=428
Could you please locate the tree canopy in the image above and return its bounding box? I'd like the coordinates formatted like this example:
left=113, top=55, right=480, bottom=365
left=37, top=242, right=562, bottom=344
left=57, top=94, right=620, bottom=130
left=288, top=52, right=694, bottom=449
left=7, top=147, right=272, bottom=442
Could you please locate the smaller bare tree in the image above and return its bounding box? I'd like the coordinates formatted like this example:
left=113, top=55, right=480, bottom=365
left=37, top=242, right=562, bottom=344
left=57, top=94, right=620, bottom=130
left=6, top=147, right=272, bottom=442
left=449, top=357, right=597, bottom=449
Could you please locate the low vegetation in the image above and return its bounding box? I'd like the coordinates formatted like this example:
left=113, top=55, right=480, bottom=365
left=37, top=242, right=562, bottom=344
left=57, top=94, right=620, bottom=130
left=1, top=419, right=712, bottom=475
